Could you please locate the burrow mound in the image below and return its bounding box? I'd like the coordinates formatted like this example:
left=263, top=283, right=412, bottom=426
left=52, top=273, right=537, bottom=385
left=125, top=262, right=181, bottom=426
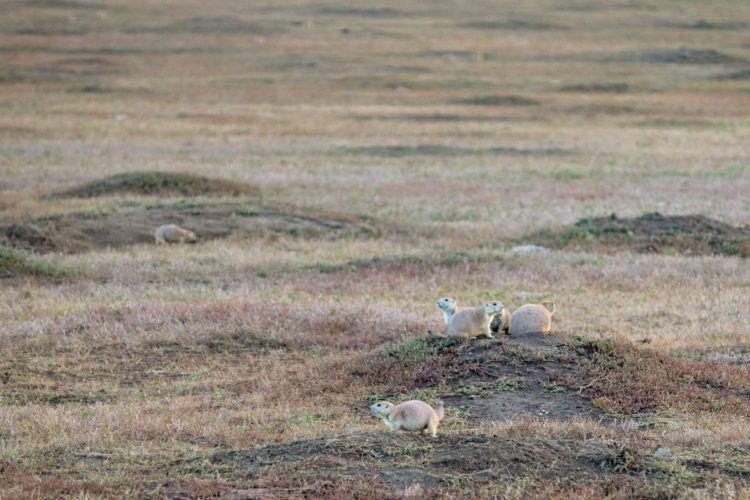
left=0, top=202, right=377, bottom=253
left=0, top=245, right=67, bottom=279
left=184, top=433, right=630, bottom=495
left=610, top=47, right=745, bottom=65
left=355, top=332, right=748, bottom=423
left=527, top=212, right=750, bottom=257
left=52, top=171, right=259, bottom=199
left=178, top=334, right=748, bottom=496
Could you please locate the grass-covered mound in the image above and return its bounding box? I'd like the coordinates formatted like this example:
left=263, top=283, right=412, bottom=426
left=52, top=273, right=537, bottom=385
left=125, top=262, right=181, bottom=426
left=55, top=171, right=259, bottom=198
left=0, top=244, right=66, bottom=278
left=527, top=212, right=750, bottom=257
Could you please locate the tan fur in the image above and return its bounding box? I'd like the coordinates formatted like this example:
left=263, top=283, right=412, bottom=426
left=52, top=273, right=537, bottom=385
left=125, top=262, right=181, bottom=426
left=489, top=307, right=512, bottom=335
left=370, top=400, right=444, bottom=437
left=154, top=224, right=198, bottom=245
left=444, top=301, right=504, bottom=339
left=509, top=302, right=555, bottom=335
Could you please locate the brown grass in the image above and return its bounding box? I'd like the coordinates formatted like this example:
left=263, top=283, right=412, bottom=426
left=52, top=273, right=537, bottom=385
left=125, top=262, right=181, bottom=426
left=574, top=338, right=750, bottom=415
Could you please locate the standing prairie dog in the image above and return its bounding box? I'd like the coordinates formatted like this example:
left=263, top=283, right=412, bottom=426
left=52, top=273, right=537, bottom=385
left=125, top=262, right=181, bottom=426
left=436, top=297, right=457, bottom=325
left=370, top=400, right=444, bottom=437
left=444, top=301, right=505, bottom=339
left=509, top=301, right=555, bottom=335
left=154, top=224, right=197, bottom=245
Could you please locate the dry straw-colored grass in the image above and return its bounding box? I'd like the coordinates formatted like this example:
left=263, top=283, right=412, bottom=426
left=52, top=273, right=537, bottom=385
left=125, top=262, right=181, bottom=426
left=0, top=0, right=748, bottom=496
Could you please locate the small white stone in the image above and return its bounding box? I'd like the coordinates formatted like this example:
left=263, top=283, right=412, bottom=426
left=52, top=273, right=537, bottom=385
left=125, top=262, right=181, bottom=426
left=511, top=244, right=550, bottom=254
left=654, top=447, right=671, bottom=459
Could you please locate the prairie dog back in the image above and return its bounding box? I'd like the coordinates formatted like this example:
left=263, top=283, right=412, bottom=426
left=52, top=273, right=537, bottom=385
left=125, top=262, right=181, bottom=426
left=154, top=224, right=197, bottom=245
left=445, top=301, right=503, bottom=339
left=509, top=303, right=554, bottom=335
left=370, top=400, right=444, bottom=437
left=446, top=307, right=486, bottom=338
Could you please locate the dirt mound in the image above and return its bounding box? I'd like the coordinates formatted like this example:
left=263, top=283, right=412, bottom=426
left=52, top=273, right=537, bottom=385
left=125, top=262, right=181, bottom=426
left=186, top=432, right=623, bottom=494
left=0, top=202, right=376, bottom=253
left=617, top=48, right=744, bottom=64
left=450, top=94, right=540, bottom=106
left=527, top=212, right=750, bottom=257
left=559, top=82, right=632, bottom=93
left=53, top=171, right=259, bottom=199
left=354, top=331, right=748, bottom=422
left=713, top=68, right=750, bottom=81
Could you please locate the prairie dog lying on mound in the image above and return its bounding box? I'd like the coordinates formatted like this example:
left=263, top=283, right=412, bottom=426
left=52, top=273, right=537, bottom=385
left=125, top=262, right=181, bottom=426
left=370, top=400, right=444, bottom=437
left=154, top=224, right=197, bottom=245
left=436, top=297, right=457, bottom=325
left=445, top=301, right=505, bottom=339
left=489, top=306, right=512, bottom=335
left=509, top=301, right=555, bottom=335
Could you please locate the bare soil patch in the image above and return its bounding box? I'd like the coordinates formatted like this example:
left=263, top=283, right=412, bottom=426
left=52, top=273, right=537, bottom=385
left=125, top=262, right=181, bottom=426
left=0, top=202, right=376, bottom=253
left=53, top=171, right=259, bottom=199
left=527, top=212, right=750, bottom=257
left=181, top=431, right=631, bottom=495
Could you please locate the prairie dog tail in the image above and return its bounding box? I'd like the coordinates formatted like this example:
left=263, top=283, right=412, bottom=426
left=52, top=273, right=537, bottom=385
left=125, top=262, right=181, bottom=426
left=434, top=401, right=445, bottom=421
left=541, top=301, right=556, bottom=314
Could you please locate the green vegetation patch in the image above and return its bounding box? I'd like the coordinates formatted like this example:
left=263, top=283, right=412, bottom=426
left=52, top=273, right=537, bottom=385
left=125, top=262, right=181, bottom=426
left=0, top=244, right=67, bottom=278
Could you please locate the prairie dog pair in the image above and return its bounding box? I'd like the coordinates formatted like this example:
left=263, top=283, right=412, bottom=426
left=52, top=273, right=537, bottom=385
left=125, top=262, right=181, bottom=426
left=154, top=224, right=198, bottom=245
left=434, top=299, right=506, bottom=339
left=437, top=297, right=510, bottom=337
left=370, top=400, right=444, bottom=437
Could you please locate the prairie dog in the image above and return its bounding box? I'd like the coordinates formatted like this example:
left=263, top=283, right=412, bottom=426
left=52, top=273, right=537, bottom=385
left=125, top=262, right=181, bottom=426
left=154, top=224, right=197, bottom=245
left=489, top=306, right=512, bottom=335
left=509, top=301, right=555, bottom=335
left=370, top=400, right=444, bottom=437
left=436, top=297, right=457, bottom=325
left=445, top=301, right=505, bottom=339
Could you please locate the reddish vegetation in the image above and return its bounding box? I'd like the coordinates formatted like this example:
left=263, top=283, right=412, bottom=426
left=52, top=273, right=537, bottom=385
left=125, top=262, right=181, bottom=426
left=575, top=338, right=750, bottom=414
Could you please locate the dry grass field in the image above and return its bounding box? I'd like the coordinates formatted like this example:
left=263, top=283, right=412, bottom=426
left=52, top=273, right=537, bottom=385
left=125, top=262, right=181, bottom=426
left=1, top=0, right=749, bottom=497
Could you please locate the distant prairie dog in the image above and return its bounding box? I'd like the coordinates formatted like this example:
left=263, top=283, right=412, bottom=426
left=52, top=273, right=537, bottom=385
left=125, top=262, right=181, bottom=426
left=509, top=301, right=556, bottom=335
left=370, top=400, right=444, bottom=437
left=444, top=301, right=505, bottom=339
left=436, top=297, right=457, bottom=325
left=154, top=224, right=197, bottom=245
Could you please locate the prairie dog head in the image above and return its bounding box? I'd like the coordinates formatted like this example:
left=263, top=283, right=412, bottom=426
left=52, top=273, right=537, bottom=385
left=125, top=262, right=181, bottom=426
left=370, top=401, right=394, bottom=418
left=436, top=297, right=457, bottom=314
left=484, top=301, right=504, bottom=317
left=184, top=230, right=198, bottom=243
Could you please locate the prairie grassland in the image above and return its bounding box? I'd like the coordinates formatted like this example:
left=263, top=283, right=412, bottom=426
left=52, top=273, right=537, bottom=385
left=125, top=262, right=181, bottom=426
left=0, top=0, right=749, bottom=497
